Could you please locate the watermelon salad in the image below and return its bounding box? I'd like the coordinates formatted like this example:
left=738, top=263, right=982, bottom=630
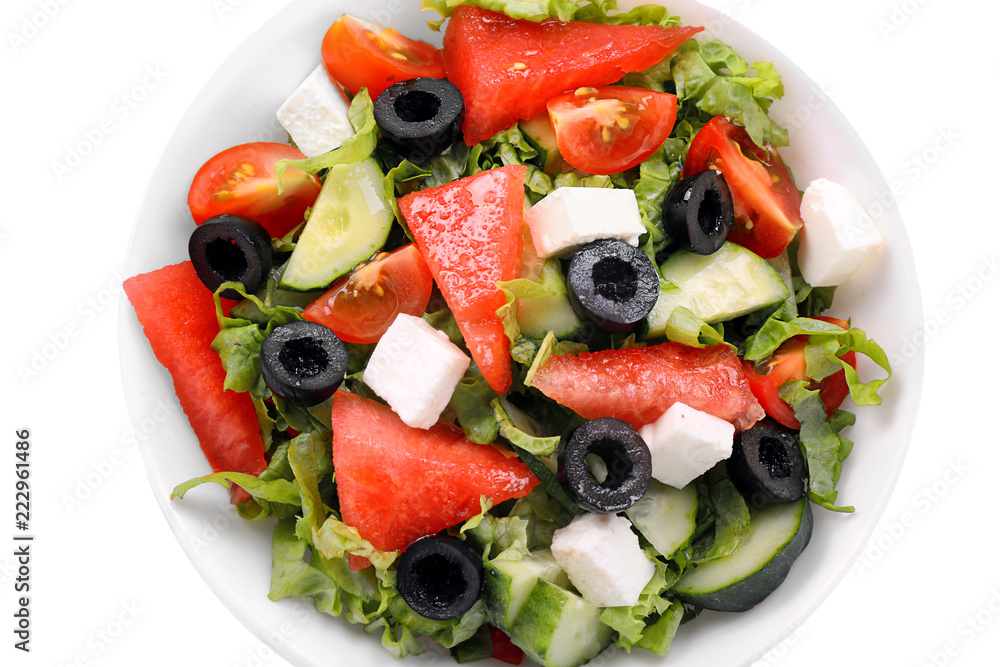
left=124, top=2, right=894, bottom=666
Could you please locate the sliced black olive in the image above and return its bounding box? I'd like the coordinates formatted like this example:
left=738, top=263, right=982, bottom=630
left=663, top=171, right=734, bottom=255
left=188, top=214, right=273, bottom=299
left=566, top=239, right=659, bottom=334
left=260, top=320, right=348, bottom=407
left=559, top=418, right=651, bottom=514
left=397, top=535, right=484, bottom=621
left=727, top=418, right=807, bottom=507
left=374, top=78, right=464, bottom=161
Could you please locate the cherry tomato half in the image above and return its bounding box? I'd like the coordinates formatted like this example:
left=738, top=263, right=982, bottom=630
left=321, top=15, right=446, bottom=99
left=684, top=116, right=802, bottom=259
left=546, top=86, right=677, bottom=175
left=187, top=142, right=321, bottom=239
left=301, top=243, right=434, bottom=344
left=742, top=316, right=858, bottom=429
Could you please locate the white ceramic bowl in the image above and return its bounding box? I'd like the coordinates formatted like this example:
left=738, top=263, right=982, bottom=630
left=119, top=1, right=923, bottom=665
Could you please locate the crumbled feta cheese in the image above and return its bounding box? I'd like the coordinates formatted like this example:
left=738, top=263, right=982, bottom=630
left=550, top=513, right=654, bottom=607
left=362, top=314, right=470, bottom=429
left=276, top=65, right=354, bottom=158
left=525, top=187, right=646, bottom=258
left=640, top=402, right=735, bottom=489
left=796, top=178, right=884, bottom=287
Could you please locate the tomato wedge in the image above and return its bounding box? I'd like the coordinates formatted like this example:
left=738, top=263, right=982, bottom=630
left=187, top=142, right=320, bottom=239
left=321, top=15, right=446, bottom=99
left=684, top=116, right=802, bottom=259
left=301, top=243, right=434, bottom=344
left=742, top=316, right=858, bottom=429
left=547, top=86, right=677, bottom=175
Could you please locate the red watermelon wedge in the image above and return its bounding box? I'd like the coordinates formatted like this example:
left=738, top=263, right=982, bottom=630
left=124, top=261, right=267, bottom=504
left=443, top=6, right=703, bottom=144
left=330, top=390, right=538, bottom=553
left=399, top=165, right=525, bottom=394
left=531, top=342, right=766, bottom=431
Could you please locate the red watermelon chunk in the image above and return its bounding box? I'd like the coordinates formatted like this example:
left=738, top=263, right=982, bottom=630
left=330, top=390, right=538, bottom=553
left=531, top=342, right=765, bottom=431
left=443, top=6, right=703, bottom=144
left=124, top=261, right=267, bottom=504
left=399, top=164, right=525, bottom=394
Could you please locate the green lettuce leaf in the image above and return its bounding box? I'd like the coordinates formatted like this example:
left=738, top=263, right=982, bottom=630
left=635, top=599, right=685, bottom=656
left=693, top=463, right=750, bottom=562
left=671, top=41, right=788, bottom=148
left=171, top=472, right=301, bottom=505
left=492, top=396, right=562, bottom=456
left=268, top=519, right=387, bottom=628
left=313, top=514, right=399, bottom=570
left=780, top=382, right=857, bottom=512
left=662, top=306, right=729, bottom=349
left=390, top=597, right=488, bottom=649
left=422, top=0, right=616, bottom=26
left=743, top=317, right=891, bottom=406
left=450, top=364, right=501, bottom=444
left=600, top=552, right=676, bottom=648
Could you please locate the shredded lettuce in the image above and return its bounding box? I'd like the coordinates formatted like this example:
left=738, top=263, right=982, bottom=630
left=781, top=383, right=857, bottom=512
left=420, top=0, right=676, bottom=27
left=744, top=316, right=892, bottom=406
left=671, top=40, right=788, bottom=148
left=692, top=463, right=751, bottom=562
left=492, top=396, right=561, bottom=456
left=450, top=364, right=501, bottom=444
left=661, top=306, right=730, bottom=349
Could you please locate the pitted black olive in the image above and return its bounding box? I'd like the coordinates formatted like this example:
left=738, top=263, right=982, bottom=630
left=374, top=78, right=464, bottom=160
left=663, top=171, right=734, bottom=255
left=566, top=238, right=659, bottom=334
left=397, top=535, right=484, bottom=621
left=188, top=214, right=273, bottom=299
left=260, top=320, right=348, bottom=406
left=559, top=418, right=651, bottom=514
left=727, top=418, right=807, bottom=506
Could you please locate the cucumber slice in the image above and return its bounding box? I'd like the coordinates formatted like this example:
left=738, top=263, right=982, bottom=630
left=509, top=578, right=613, bottom=667
left=279, top=158, right=393, bottom=291
left=673, top=497, right=813, bottom=612
left=482, top=550, right=571, bottom=632
left=645, top=241, right=789, bottom=337
left=625, top=479, right=698, bottom=558
left=519, top=114, right=563, bottom=174
left=517, top=259, right=585, bottom=340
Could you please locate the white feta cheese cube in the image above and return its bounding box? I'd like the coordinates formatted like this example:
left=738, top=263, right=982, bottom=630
left=550, top=513, right=654, bottom=607
left=276, top=65, right=355, bottom=158
left=362, top=314, right=470, bottom=429
left=796, top=178, right=884, bottom=287
left=640, top=402, right=735, bottom=489
left=525, top=187, right=646, bottom=258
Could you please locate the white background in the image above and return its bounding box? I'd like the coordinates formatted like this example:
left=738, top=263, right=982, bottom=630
left=2, top=1, right=998, bottom=666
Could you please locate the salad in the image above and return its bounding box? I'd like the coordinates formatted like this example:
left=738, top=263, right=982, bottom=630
left=124, top=1, right=893, bottom=666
